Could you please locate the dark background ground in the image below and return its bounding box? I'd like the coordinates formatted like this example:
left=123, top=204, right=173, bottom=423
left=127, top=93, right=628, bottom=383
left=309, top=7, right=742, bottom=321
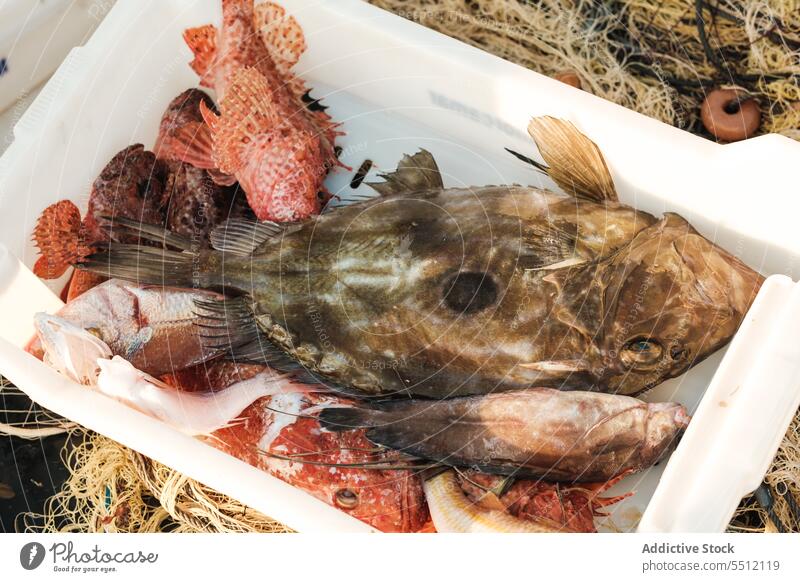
left=0, top=386, right=70, bottom=532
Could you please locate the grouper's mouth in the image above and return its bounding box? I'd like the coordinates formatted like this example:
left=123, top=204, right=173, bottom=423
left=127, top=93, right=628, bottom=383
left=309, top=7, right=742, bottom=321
left=516, top=359, right=599, bottom=391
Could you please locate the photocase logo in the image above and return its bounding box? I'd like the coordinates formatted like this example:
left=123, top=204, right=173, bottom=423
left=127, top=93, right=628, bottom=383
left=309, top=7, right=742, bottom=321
left=19, top=542, right=46, bottom=570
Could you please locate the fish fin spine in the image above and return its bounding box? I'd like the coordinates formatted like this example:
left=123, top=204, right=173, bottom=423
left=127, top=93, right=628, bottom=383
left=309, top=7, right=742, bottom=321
left=197, top=101, right=236, bottom=188
left=193, top=296, right=261, bottom=353
left=183, top=24, right=217, bottom=89
left=318, top=406, right=377, bottom=432
left=208, top=217, right=287, bottom=256
left=156, top=119, right=218, bottom=171
left=527, top=116, right=619, bottom=203
left=367, top=149, right=444, bottom=196
left=33, top=256, right=68, bottom=280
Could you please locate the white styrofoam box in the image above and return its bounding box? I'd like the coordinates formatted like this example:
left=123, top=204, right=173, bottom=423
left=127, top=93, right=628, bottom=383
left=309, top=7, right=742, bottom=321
left=0, top=0, right=114, bottom=113
left=1, top=0, right=800, bottom=532
left=640, top=275, right=800, bottom=532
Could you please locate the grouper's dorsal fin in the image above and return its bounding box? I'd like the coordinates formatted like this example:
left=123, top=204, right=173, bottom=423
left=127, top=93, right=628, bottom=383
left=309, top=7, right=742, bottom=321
left=527, top=117, right=618, bottom=203
left=367, top=149, right=444, bottom=196
left=209, top=218, right=290, bottom=256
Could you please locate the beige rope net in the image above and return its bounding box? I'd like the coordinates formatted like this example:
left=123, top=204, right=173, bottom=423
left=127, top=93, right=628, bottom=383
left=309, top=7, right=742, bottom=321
left=19, top=428, right=292, bottom=533
left=3, top=0, right=800, bottom=533
left=373, top=0, right=683, bottom=127
left=729, top=411, right=800, bottom=533
left=371, top=0, right=800, bottom=139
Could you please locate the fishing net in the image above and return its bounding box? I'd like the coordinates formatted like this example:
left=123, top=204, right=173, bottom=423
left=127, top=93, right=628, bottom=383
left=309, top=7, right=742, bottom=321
left=370, top=0, right=800, bottom=140
left=18, top=428, right=291, bottom=533
left=2, top=0, right=800, bottom=533
left=729, top=410, right=800, bottom=533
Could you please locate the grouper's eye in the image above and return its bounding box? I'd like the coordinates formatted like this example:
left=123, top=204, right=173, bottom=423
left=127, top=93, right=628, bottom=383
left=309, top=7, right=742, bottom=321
left=620, top=337, right=663, bottom=367
left=442, top=271, right=498, bottom=314
left=669, top=344, right=688, bottom=361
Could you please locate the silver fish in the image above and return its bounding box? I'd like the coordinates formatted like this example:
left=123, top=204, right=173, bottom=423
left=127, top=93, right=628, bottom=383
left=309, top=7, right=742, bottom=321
left=319, top=388, right=690, bottom=483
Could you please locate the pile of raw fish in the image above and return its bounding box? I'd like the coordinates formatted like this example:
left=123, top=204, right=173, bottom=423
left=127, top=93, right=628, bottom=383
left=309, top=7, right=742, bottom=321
left=28, top=0, right=764, bottom=533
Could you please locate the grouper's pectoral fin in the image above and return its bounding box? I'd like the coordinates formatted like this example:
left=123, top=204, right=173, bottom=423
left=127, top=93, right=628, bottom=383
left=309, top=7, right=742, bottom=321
left=526, top=117, right=619, bottom=203
left=194, top=296, right=388, bottom=399
left=227, top=336, right=384, bottom=399
left=367, top=149, right=444, bottom=196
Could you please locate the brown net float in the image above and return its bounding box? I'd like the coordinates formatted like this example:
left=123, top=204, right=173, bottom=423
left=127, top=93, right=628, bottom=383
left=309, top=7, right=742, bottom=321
left=701, top=89, right=761, bottom=142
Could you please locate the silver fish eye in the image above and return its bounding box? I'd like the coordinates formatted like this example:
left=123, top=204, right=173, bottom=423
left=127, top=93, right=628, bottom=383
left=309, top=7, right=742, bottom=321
left=620, top=337, right=663, bottom=367
left=442, top=271, right=498, bottom=314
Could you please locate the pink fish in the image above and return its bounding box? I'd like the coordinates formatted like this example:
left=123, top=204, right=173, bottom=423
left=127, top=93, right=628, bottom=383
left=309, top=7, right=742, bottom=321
left=27, top=280, right=228, bottom=377
left=163, top=0, right=343, bottom=222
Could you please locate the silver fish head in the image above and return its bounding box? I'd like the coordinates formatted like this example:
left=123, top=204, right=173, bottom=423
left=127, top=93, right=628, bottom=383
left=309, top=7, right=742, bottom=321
left=597, top=213, right=763, bottom=395
left=641, top=401, right=690, bottom=464
left=34, top=313, right=112, bottom=385
left=46, top=278, right=225, bottom=376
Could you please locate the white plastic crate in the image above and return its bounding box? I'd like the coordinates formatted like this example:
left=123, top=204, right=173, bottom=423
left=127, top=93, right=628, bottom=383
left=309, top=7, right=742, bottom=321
left=1, top=0, right=800, bottom=533
left=0, top=0, right=113, bottom=113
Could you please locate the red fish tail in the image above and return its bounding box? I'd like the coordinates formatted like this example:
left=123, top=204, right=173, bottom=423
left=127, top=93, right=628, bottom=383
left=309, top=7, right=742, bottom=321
left=183, top=24, right=218, bottom=89
left=32, top=200, right=93, bottom=279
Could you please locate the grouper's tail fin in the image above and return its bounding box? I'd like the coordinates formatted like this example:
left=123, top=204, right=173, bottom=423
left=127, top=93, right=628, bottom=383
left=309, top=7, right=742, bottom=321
left=78, top=216, right=217, bottom=288
left=79, top=242, right=213, bottom=288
